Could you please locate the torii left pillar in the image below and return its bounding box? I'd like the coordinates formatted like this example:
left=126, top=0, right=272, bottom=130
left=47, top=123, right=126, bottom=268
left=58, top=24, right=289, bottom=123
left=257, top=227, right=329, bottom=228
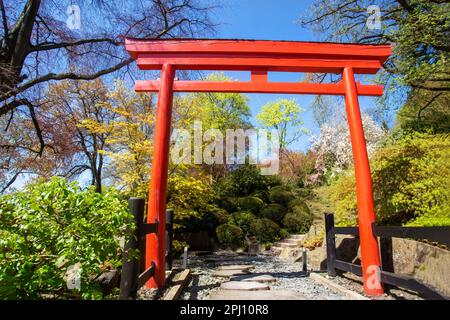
left=146, top=63, right=175, bottom=288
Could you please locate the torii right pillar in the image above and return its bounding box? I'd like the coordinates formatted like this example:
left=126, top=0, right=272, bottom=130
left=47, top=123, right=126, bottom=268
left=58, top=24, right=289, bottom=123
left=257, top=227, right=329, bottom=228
left=343, top=67, right=383, bottom=296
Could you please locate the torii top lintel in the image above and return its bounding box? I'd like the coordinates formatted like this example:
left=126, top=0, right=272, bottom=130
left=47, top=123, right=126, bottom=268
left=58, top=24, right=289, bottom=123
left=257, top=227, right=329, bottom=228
left=125, top=38, right=391, bottom=96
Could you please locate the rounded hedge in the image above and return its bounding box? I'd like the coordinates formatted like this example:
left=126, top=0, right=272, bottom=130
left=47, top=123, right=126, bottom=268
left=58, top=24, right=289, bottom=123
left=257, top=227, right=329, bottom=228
left=287, top=199, right=310, bottom=213
left=249, top=218, right=280, bottom=243
left=283, top=205, right=313, bottom=234
left=231, top=211, right=256, bottom=234
left=216, top=224, right=244, bottom=248
left=211, top=208, right=230, bottom=225
left=269, top=187, right=295, bottom=206
left=237, top=196, right=265, bottom=213
left=259, top=204, right=288, bottom=224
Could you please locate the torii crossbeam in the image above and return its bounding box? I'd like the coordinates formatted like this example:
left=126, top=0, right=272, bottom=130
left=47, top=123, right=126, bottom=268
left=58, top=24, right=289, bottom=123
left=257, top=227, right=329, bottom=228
left=125, top=38, right=391, bottom=296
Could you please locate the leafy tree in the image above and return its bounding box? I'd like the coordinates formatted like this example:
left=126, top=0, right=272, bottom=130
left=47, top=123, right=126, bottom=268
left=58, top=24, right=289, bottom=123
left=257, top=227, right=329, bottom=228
left=300, top=0, right=449, bottom=125
left=331, top=131, right=450, bottom=226
left=312, top=112, right=386, bottom=178
left=256, top=98, right=308, bottom=149
left=0, top=177, right=133, bottom=299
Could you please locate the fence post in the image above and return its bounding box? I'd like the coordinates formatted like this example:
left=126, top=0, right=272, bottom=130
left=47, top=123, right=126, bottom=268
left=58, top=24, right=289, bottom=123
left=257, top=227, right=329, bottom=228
left=119, top=198, right=145, bottom=300
left=165, top=209, right=174, bottom=270
left=324, top=213, right=337, bottom=277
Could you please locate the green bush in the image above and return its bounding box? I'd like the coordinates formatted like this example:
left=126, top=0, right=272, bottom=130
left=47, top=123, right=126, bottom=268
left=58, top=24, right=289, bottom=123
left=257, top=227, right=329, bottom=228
left=211, top=208, right=230, bottom=225
left=237, top=196, right=264, bottom=213
left=249, top=218, right=280, bottom=243
left=331, top=132, right=450, bottom=226
left=230, top=211, right=256, bottom=234
left=0, top=177, right=133, bottom=299
left=215, top=165, right=281, bottom=198
left=216, top=224, right=244, bottom=248
left=259, top=204, right=288, bottom=224
left=283, top=205, right=313, bottom=234
left=269, top=186, right=295, bottom=206
left=280, top=228, right=290, bottom=239
left=287, top=198, right=309, bottom=212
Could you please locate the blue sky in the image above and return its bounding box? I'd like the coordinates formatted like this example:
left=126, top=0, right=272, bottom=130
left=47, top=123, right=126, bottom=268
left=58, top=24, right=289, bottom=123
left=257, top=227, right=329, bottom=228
left=201, top=0, right=381, bottom=152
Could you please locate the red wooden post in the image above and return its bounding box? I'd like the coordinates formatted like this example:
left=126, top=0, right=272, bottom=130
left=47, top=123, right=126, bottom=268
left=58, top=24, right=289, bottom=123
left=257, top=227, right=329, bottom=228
left=343, top=67, right=383, bottom=296
left=146, top=63, right=175, bottom=288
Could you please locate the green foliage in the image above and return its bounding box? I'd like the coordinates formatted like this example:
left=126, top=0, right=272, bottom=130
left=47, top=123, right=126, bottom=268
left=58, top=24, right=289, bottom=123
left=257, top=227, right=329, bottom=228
left=280, top=228, right=290, bottom=239
left=230, top=211, right=256, bottom=235
left=331, top=132, right=450, bottom=226
left=256, top=98, right=309, bottom=149
left=283, top=211, right=313, bottom=234
left=269, top=186, right=295, bottom=206
left=259, top=204, right=288, bottom=225
left=249, top=218, right=280, bottom=243
left=215, top=165, right=281, bottom=199
left=167, top=174, right=217, bottom=232
left=236, top=196, right=264, bottom=213
left=0, top=177, right=133, bottom=299
left=287, top=198, right=309, bottom=211
left=216, top=224, right=244, bottom=248
left=211, top=208, right=230, bottom=225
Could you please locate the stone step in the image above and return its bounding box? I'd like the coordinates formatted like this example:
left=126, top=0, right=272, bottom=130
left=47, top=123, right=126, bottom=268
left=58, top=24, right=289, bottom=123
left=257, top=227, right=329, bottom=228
left=290, top=234, right=307, bottom=240
left=212, top=269, right=250, bottom=278
left=231, top=274, right=276, bottom=283
left=270, top=246, right=283, bottom=252
left=220, top=281, right=270, bottom=291
left=208, top=289, right=306, bottom=300
left=277, top=242, right=299, bottom=248
left=217, top=264, right=254, bottom=272
left=283, top=238, right=301, bottom=245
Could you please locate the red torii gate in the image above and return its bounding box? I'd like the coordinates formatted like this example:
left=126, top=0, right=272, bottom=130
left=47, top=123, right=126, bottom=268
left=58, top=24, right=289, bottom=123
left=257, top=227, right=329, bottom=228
left=125, top=38, right=391, bottom=296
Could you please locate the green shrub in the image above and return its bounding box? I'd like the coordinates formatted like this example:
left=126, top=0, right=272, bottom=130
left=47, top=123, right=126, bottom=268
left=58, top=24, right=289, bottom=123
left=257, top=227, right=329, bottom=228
left=230, top=211, right=256, bottom=234
left=237, top=196, right=264, bottom=213
left=215, top=165, right=281, bottom=198
left=216, top=224, right=244, bottom=248
left=250, top=190, right=269, bottom=203
left=249, top=218, right=280, bottom=243
left=211, top=208, right=230, bottom=225
left=0, top=177, right=133, bottom=299
left=283, top=205, right=313, bottom=233
left=280, top=228, right=290, bottom=239
left=287, top=198, right=309, bottom=212
left=331, top=132, right=450, bottom=226
left=259, top=204, right=288, bottom=224
left=269, top=187, right=295, bottom=205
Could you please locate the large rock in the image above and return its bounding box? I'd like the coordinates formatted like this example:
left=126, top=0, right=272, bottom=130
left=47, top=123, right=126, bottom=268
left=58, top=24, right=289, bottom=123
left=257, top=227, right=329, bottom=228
left=208, top=289, right=305, bottom=300
left=220, top=281, right=270, bottom=291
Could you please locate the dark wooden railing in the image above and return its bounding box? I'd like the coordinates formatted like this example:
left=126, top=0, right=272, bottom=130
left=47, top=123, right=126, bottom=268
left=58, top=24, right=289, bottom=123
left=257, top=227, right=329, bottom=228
left=119, top=198, right=173, bottom=300
left=324, top=213, right=449, bottom=300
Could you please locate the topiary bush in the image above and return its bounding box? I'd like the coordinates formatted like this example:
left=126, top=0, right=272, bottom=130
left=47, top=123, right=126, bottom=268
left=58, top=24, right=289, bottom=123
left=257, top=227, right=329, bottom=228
left=230, top=211, right=256, bottom=234
left=283, top=204, right=313, bottom=234
left=287, top=198, right=309, bottom=211
left=259, top=204, right=288, bottom=224
left=237, top=196, right=265, bottom=213
left=216, top=224, right=244, bottom=248
left=211, top=208, right=230, bottom=225
left=0, top=177, right=133, bottom=299
left=249, top=218, right=280, bottom=243
left=269, top=186, right=295, bottom=206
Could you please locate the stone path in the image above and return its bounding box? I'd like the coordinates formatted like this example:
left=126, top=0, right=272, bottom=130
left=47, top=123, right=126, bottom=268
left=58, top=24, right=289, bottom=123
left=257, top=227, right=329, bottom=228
left=178, top=250, right=349, bottom=300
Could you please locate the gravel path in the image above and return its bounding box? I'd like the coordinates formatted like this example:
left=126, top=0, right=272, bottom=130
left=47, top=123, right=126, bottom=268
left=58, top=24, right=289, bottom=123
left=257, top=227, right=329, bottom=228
left=177, top=250, right=347, bottom=300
